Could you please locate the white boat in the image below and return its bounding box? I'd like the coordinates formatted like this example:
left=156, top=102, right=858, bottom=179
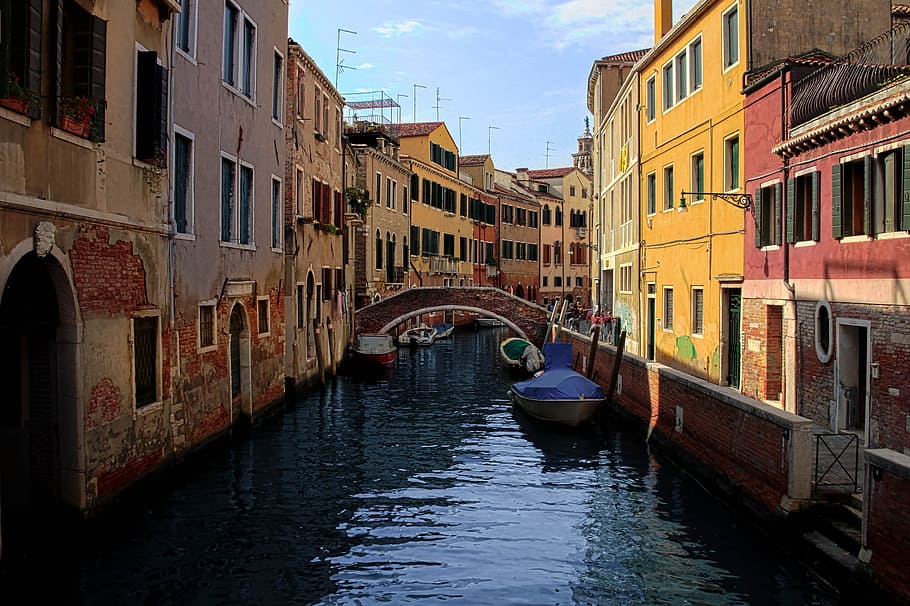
left=433, top=322, right=455, bottom=339
left=398, top=323, right=437, bottom=347
left=499, top=337, right=544, bottom=375
left=509, top=341, right=605, bottom=427
left=351, top=333, right=397, bottom=368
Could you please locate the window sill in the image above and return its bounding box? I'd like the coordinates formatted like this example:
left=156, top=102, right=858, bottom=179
left=839, top=234, right=872, bottom=244
left=198, top=345, right=218, bottom=354
left=258, top=331, right=270, bottom=338
left=793, top=240, right=817, bottom=248
left=760, top=244, right=780, bottom=252
left=135, top=400, right=164, bottom=418
left=271, top=117, right=284, bottom=129
left=175, top=232, right=197, bottom=241
left=219, top=241, right=257, bottom=251
left=271, top=247, right=283, bottom=254
left=176, top=47, right=197, bottom=65
left=0, top=106, right=32, bottom=127
left=51, top=127, right=94, bottom=150
left=875, top=231, right=910, bottom=241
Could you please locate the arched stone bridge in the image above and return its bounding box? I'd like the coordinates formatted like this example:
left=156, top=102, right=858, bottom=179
left=355, top=287, right=550, bottom=344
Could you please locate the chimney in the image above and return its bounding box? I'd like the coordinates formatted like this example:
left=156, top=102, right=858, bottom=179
left=516, top=168, right=529, bottom=186
left=655, top=0, right=673, bottom=43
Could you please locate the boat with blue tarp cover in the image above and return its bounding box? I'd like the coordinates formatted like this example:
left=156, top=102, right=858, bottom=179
left=508, top=341, right=605, bottom=426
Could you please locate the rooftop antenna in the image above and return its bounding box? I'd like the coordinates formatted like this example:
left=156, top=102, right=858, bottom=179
left=545, top=140, right=553, bottom=168
left=413, top=83, right=426, bottom=122
left=396, top=94, right=408, bottom=124
left=335, top=28, right=357, bottom=89
left=433, top=87, right=452, bottom=121
left=488, top=125, right=500, bottom=155
left=458, top=116, right=470, bottom=152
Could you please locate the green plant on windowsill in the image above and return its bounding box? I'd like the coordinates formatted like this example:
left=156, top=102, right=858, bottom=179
left=4, top=72, right=41, bottom=116
left=59, top=95, right=96, bottom=123
left=143, top=148, right=167, bottom=197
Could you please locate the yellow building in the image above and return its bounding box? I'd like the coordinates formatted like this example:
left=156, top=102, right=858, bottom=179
left=398, top=122, right=475, bottom=286
left=638, top=0, right=746, bottom=384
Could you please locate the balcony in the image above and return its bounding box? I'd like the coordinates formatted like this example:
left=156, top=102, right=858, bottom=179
left=429, top=255, right=459, bottom=275
left=574, top=227, right=587, bottom=239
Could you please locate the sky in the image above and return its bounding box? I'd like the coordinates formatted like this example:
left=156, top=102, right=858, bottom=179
left=289, top=1, right=698, bottom=174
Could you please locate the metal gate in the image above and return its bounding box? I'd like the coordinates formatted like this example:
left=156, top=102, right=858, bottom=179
left=727, top=290, right=742, bottom=388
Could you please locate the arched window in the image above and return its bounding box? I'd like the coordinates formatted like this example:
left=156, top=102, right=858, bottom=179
left=555, top=205, right=563, bottom=226
left=581, top=210, right=587, bottom=227
left=375, top=229, right=383, bottom=270
left=543, top=205, right=551, bottom=225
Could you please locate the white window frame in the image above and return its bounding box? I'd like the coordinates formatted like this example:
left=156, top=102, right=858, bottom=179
left=220, top=152, right=256, bottom=249
left=645, top=75, right=656, bottom=123
left=173, top=124, right=196, bottom=238
left=675, top=48, right=688, bottom=103
left=239, top=13, right=257, bottom=100
left=375, top=171, right=382, bottom=206
left=238, top=160, right=255, bottom=246
left=271, top=47, right=284, bottom=127
left=257, top=296, right=271, bottom=336
left=271, top=174, right=283, bottom=252
left=722, top=3, right=740, bottom=71
left=198, top=299, right=218, bottom=352
left=662, top=60, right=674, bottom=112
left=646, top=171, right=657, bottom=216
left=295, top=166, right=305, bottom=217
left=175, top=0, right=198, bottom=62
left=662, top=164, right=674, bottom=212
left=690, top=150, right=705, bottom=204
left=724, top=133, right=741, bottom=191
left=222, top=1, right=239, bottom=88
left=691, top=286, right=705, bottom=336
left=689, top=36, right=703, bottom=92
left=663, top=287, right=674, bottom=331
left=619, top=263, right=633, bottom=294
left=386, top=176, right=393, bottom=208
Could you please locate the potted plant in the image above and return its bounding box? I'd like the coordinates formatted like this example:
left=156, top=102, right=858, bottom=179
left=2, top=72, right=41, bottom=116
left=59, top=95, right=96, bottom=137
left=345, top=187, right=371, bottom=220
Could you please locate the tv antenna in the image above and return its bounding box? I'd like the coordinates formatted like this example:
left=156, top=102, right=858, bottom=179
left=545, top=140, right=554, bottom=168
left=433, top=87, right=452, bottom=121
left=335, top=28, right=357, bottom=89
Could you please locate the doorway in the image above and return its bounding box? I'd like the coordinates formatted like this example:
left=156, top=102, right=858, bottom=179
left=724, top=288, right=742, bottom=389
left=646, top=284, right=656, bottom=361
left=835, top=320, right=870, bottom=439
left=229, top=303, right=252, bottom=417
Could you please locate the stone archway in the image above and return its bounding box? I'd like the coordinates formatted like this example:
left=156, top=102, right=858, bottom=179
left=228, top=303, right=252, bottom=418
left=0, top=248, right=81, bottom=557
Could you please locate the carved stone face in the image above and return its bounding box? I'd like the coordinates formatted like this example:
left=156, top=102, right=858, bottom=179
left=34, top=221, right=56, bottom=258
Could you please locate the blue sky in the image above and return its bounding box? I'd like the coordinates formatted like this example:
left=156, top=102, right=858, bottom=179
left=289, top=1, right=698, bottom=173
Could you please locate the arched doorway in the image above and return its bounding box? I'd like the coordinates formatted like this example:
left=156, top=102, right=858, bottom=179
left=228, top=303, right=252, bottom=417
left=306, top=272, right=316, bottom=360
left=0, top=250, right=79, bottom=556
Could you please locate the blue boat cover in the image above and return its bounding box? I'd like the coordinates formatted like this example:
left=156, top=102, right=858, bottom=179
left=512, top=342, right=604, bottom=400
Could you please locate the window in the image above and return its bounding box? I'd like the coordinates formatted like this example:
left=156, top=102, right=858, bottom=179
left=543, top=205, right=551, bottom=225
left=647, top=172, right=657, bottom=215
left=543, top=276, right=549, bottom=287
left=554, top=276, right=562, bottom=287
left=663, top=165, right=674, bottom=211
left=3, top=1, right=42, bottom=116
left=375, top=172, right=382, bottom=207
left=619, top=264, right=633, bottom=293
left=876, top=147, right=910, bottom=233
left=675, top=50, right=688, bottom=102
left=646, top=76, right=656, bottom=122
left=55, top=1, right=107, bottom=139
left=296, top=285, right=304, bottom=328
left=691, top=152, right=704, bottom=201
left=271, top=176, right=282, bottom=250
left=257, top=297, right=269, bottom=335
left=174, top=130, right=194, bottom=234
left=725, top=135, right=740, bottom=190
left=136, top=51, right=168, bottom=161
left=576, top=277, right=584, bottom=287
left=220, top=156, right=253, bottom=245
left=663, top=287, right=674, bottom=330
left=582, top=189, right=587, bottom=199
left=403, top=186, right=408, bottom=215
left=375, top=230, right=383, bottom=270
left=295, top=167, right=304, bottom=215
left=134, top=315, right=159, bottom=407
left=690, top=38, right=703, bottom=91
left=240, top=16, right=256, bottom=98
left=223, top=2, right=238, bottom=85
left=570, top=186, right=576, bottom=196
left=662, top=62, right=674, bottom=111
left=554, top=241, right=562, bottom=264
left=815, top=300, right=833, bottom=363
left=723, top=4, right=739, bottom=69
left=272, top=50, right=283, bottom=121
left=542, top=244, right=551, bottom=265
left=528, top=243, right=538, bottom=261
left=555, top=205, right=563, bottom=226
left=502, top=240, right=513, bottom=260
left=177, top=0, right=196, bottom=57
left=787, top=172, right=819, bottom=243
left=754, top=183, right=782, bottom=248
left=314, top=88, right=322, bottom=133
left=691, top=287, right=704, bottom=335
left=832, top=157, right=871, bottom=238
left=443, top=233, right=455, bottom=257
left=199, top=303, right=216, bottom=348
left=295, top=71, right=305, bottom=118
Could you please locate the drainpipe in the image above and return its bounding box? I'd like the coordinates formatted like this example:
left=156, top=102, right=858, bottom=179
left=166, top=14, right=178, bottom=415
left=780, top=66, right=797, bottom=412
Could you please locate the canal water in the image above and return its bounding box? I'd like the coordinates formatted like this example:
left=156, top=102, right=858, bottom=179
left=2, top=328, right=840, bottom=605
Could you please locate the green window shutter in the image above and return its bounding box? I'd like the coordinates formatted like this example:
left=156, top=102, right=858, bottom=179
left=811, top=171, right=820, bottom=241
left=902, top=145, right=910, bottom=230
left=831, top=164, right=842, bottom=239
left=863, top=155, right=873, bottom=235
left=774, top=183, right=783, bottom=245
left=785, top=178, right=795, bottom=243
left=753, top=188, right=763, bottom=248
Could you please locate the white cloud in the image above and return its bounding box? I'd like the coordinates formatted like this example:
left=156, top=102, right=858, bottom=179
left=355, top=62, right=375, bottom=70
left=373, top=20, right=423, bottom=38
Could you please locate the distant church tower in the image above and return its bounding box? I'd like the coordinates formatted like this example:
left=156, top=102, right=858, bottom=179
left=573, top=118, right=593, bottom=176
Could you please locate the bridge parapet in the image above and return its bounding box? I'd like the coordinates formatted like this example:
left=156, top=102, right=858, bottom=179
left=354, top=287, right=549, bottom=344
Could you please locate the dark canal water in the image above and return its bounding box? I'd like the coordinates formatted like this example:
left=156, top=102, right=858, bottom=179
left=2, top=328, right=840, bottom=605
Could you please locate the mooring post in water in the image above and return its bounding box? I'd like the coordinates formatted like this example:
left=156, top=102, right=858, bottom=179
left=605, top=330, right=626, bottom=403
left=313, top=318, right=326, bottom=385
left=327, top=320, right=337, bottom=376
left=585, top=325, right=600, bottom=378
left=544, top=303, right=559, bottom=344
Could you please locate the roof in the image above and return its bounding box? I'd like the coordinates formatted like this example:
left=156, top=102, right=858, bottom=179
left=396, top=121, right=444, bottom=138
left=527, top=167, right=574, bottom=179
left=598, top=49, right=649, bottom=64
left=894, top=4, right=910, bottom=18
left=459, top=154, right=489, bottom=166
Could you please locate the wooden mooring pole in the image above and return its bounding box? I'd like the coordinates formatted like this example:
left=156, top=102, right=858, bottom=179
left=585, top=325, right=600, bottom=378
left=605, top=330, right=626, bottom=403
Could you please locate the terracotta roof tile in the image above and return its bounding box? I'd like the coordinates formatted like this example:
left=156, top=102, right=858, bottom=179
left=599, top=49, right=650, bottom=64
left=527, top=167, right=574, bottom=179
left=396, top=121, right=444, bottom=138
left=459, top=154, right=489, bottom=166
left=894, top=4, right=910, bottom=17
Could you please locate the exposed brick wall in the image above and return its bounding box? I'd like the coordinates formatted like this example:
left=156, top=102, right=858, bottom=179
left=96, top=449, right=164, bottom=501
left=69, top=226, right=149, bottom=315
left=563, top=331, right=812, bottom=517
left=355, top=286, right=549, bottom=343
left=865, top=450, right=910, bottom=604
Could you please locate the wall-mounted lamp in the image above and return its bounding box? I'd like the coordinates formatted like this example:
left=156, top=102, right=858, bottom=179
left=679, top=191, right=754, bottom=213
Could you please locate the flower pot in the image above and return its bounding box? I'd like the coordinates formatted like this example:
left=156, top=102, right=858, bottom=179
left=1, top=97, right=29, bottom=114
left=61, top=115, right=90, bottom=137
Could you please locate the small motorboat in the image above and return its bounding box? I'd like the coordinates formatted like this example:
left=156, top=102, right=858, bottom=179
left=351, top=333, right=397, bottom=368
left=433, top=322, right=455, bottom=339
left=398, top=323, right=437, bottom=347
left=475, top=317, right=505, bottom=328
left=499, top=336, right=544, bottom=375
left=509, top=341, right=605, bottom=427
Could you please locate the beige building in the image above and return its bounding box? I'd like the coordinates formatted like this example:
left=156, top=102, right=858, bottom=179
left=347, top=124, right=412, bottom=307
left=285, top=41, right=352, bottom=387
left=0, top=0, right=179, bottom=545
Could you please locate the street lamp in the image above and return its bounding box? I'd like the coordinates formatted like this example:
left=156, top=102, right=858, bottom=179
left=488, top=125, right=500, bottom=155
